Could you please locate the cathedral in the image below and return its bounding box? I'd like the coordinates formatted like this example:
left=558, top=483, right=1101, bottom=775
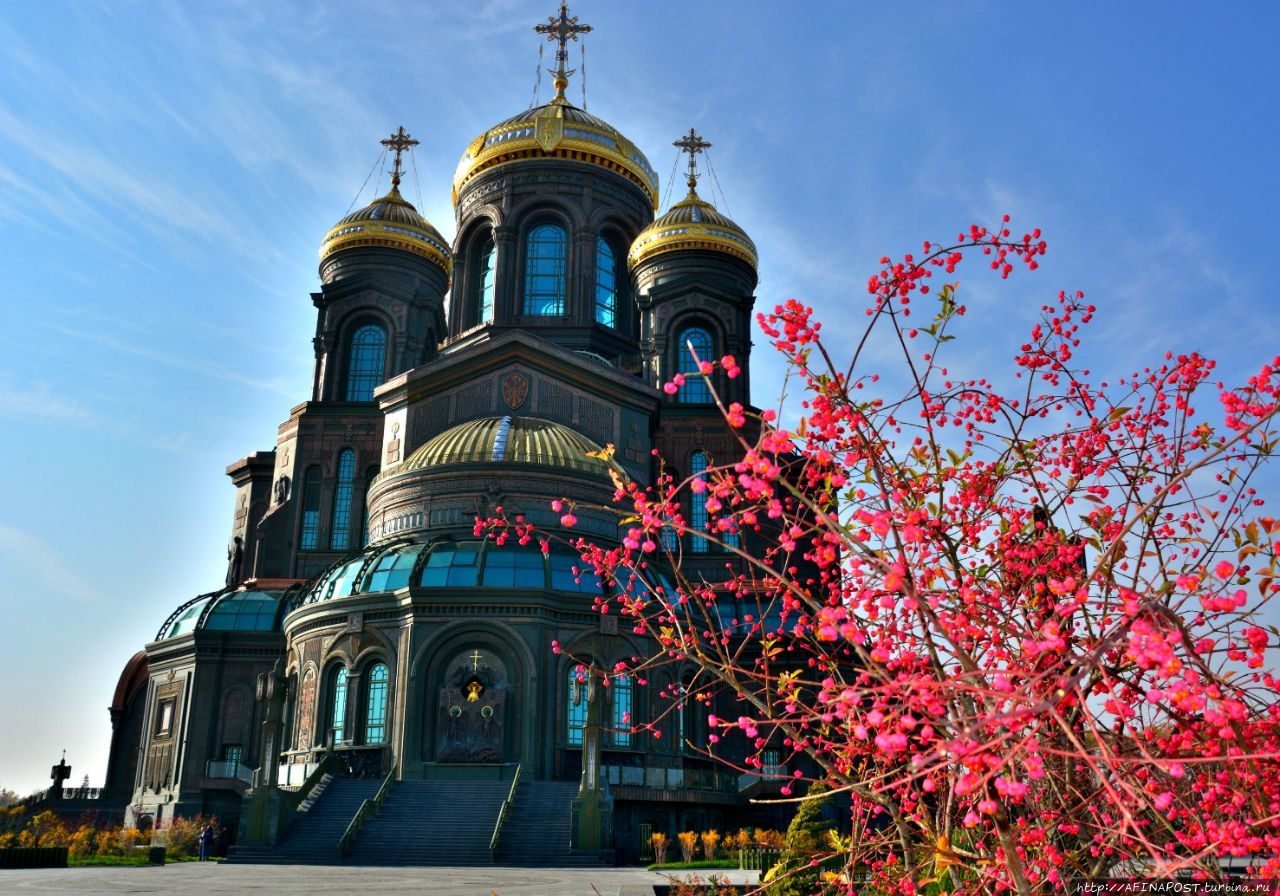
left=100, top=4, right=792, bottom=864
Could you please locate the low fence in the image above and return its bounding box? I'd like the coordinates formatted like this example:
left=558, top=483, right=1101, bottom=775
left=0, top=846, right=69, bottom=869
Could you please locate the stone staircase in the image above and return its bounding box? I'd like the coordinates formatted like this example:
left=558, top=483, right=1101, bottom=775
left=225, top=776, right=380, bottom=865
left=342, top=779, right=510, bottom=866
left=496, top=780, right=607, bottom=867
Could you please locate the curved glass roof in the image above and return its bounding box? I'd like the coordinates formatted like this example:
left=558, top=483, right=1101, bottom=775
left=157, top=589, right=289, bottom=641
left=300, top=538, right=606, bottom=606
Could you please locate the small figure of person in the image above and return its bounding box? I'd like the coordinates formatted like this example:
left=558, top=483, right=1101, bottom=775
left=226, top=536, right=244, bottom=587
left=199, top=824, right=214, bottom=861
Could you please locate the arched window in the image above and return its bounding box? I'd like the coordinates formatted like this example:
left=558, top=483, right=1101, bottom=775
left=566, top=666, right=587, bottom=746
left=595, top=240, right=617, bottom=328
left=330, top=449, right=356, bottom=551
left=364, top=663, right=389, bottom=743
left=477, top=238, right=496, bottom=324
left=329, top=667, right=349, bottom=745
left=609, top=673, right=633, bottom=748
left=524, top=223, right=567, bottom=316
left=299, top=466, right=323, bottom=550
left=345, top=324, right=387, bottom=401
left=676, top=326, right=714, bottom=403
left=690, top=451, right=710, bottom=552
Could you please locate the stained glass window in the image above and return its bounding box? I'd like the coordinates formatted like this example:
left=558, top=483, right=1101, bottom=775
left=300, top=467, right=322, bottom=550
left=676, top=327, right=714, bottom=403
left=365, top=664, right=389, bottom=743
left=330, top=449, right=356, bottom=551
left=330, top=667, right=349, bottom=744
left=690, top=451, right=710, bottom=552
left=524, top=224, right=567, bottom=316
left=595, top=240, right=617, bottom=327
left=345, top=324, right=387, bottom=401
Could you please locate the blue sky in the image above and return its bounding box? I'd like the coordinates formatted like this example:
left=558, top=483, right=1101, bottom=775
left=1, top=1, right=1278, bottom=795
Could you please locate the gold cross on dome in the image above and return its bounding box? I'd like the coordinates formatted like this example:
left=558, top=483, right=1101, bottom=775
left=380, top=125, right=419, bottom=188
left=469, top=649, right=483, bottom=672
left=535, top=3, right=591, bottom=96
left=673, top=128, right=712, bottom=190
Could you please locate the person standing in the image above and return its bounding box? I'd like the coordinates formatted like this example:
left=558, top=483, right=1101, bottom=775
left=199, top=825, right=214, bottom=861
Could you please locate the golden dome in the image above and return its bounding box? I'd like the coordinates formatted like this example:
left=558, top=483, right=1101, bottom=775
left=627, top=184, right=757, bottom=271
left=396, top=416, right=623, bottom=480
left=452, top=98, right=659, bottom=210
left=319, top=185, right=452, bottom=272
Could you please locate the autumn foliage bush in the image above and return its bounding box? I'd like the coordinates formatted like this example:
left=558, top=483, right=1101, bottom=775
left=483, top=217, right=1280, bottom=894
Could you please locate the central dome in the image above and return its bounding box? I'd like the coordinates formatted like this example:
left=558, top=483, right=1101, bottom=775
left=453, top=98, right=659, bottom=210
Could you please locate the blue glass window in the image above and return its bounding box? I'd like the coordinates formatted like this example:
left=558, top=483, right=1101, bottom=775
left=330, top=450, right=356, bottom=551
left=364, top=664, right=389, bottom=743
left=418, top=543, right=481, bottom=587
left=549, top=553, right=603, bottom=594
left=481, top=548, right=546, bottom=588
left=478, top=240, right=496, bottom=324
left=361, top=543, right=427, bottom=592
left=609, top=674, right=633, bottom=748
left=595, top=240, right=617, bottom=327
left=523, top=224, right=567, bottom=316
left=566, top=667, right=587, bottom=746
left=690, top=451, right=710, bottom=552
left=345, top=324, right=387, bottom=401
left=300, top=467, right=322, bottom=551
left=330, top=667, right=349, bottom=744
left=676, top=327, right=714, bottom=403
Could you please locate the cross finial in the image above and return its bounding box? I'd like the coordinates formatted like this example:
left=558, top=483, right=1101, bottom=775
left=674, top=128, right=712, bottom=192
left=535, top=2, right=591, bottom=102
left=380, top=125, right=419, bottom=190
left=469, top=649, right=483, bottom=672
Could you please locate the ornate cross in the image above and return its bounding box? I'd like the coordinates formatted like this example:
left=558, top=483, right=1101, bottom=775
left=469, top=649, right=483, bottom=672
left=674, top=128, right=712, bottom=190
left=380, top=125, right=419, bottom=189
left=535, top=3, right=591, bottom=95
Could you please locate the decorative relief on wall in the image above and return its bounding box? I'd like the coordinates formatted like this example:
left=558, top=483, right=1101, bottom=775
left=538, top=381, right=573, bottom=423
left=457, top=380, right=493, bottom=417
left=296, top=667, right=317, bottom=751
left=501, top=372, right=530, bottom=410
left=222, top=688, right=248, bottom=743
left=436, top=648, right=508, bottom=763
left=579, top=400, right=614, bottom=446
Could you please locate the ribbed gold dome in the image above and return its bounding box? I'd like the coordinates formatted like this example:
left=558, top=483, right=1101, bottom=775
left=395, top=416, right=622, bottom=480
left=452, top=99, right=658, bottom=210
left=627, top=185, right=757, bottom=271
left=319, top=185, right=452, bottom=272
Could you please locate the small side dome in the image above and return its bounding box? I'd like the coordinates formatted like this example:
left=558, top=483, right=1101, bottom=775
left=453, top=99, right=659, bottom=211
left=319, top=185, right=452, bottom=273
left=393, top=415, right=622, bottom=480
left=628, top=183, right=757, bottom=271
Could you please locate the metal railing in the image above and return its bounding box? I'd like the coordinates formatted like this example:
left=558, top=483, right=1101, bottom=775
left=205, top=760, right=255, bottom=783
left=488, top=764, right=522, bottom=861
left=337, top=763, right=398, bottom=857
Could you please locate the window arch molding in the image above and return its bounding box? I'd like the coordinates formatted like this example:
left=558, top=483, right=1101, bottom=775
left=340, top=315, right=392, bottom=402
left=454, top=215, right=501, bottom=331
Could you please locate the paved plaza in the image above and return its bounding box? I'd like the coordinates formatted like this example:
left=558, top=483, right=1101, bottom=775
left=0, top=863, right=761, bottom=896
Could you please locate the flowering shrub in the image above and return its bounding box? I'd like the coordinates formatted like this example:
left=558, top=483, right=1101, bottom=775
left=482, top=219, right=1280, bottom=893
left=679, top=830, right=699, bottom=863
left=652, top=831, right=670, bottom=864
left=700, top=828, right=720, bottom=860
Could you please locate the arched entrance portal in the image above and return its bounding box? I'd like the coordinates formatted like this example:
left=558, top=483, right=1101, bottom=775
left=435, top=647, right=509, bottom=763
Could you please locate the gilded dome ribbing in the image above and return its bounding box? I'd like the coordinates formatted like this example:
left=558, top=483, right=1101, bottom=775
left=453, top=99, right=659, bottom=210
left=628, top=184, right=757, bottom=271
left=319, top=185, right=452, bottom=273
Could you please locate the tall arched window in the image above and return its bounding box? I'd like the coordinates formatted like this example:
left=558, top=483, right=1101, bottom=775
left=345, top=324, right=387, bottom=401
left=676, top=326, right=714, bottom=403
left=299, top=466, right=323, bottom=550
left=609, top=673, right=633, bottom=747
left=524, top=223, right=567, bottom=316
left=330, top=449, right=356, bottom=551
left=690, top=451, right=710, bottom=552
left=364, top=663, right=389, bottom=743
left=595, top=240, right=617, bottom=328
left=329, top=667, right=349, bottom=744
left=477, top=238, right=496, bottom=324
left=566, top=667, right=587, bottom=746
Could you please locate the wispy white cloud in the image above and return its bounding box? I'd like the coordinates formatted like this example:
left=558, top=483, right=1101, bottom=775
left=0, top=376, right=98, bottom=426
left=0, top=523, right=99, bottom=603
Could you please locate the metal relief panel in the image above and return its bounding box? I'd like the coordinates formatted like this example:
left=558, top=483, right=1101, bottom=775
left=456, top=380, right=493, bottom=417
left=537, top=381, right=574, bottom=424
left=579, top=400, right=615, bottom=448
